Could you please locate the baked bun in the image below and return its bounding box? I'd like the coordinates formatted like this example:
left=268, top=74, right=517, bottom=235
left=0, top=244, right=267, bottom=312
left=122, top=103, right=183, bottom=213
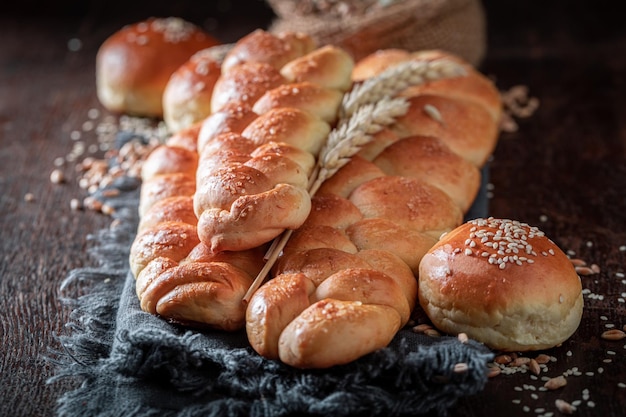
left=418, top=217, right=584, bottom=352
left=96, top=17, right=219, bottom=117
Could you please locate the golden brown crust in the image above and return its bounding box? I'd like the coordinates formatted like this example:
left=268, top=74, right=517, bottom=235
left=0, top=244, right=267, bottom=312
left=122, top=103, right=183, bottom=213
left=348, top=176, right=463, bottom=236
left=351, top=48, right=413, bottom=82
left=316, top=155, right=386, bottom=198
left=275, top=248, right=371, bottom=287
left=139, top=261, right=253, bottom=331
left=129, top=221, right=200, bottom=278
left=138, top=172, right=196, bottom=218
left=280, top=45, right=355, bottom=91
left=246, top=273, right=316, bottom=359
left=314, top=268, right=411, bottom=324
left=162, top=49, right=222, bottom=133
left=221, top=29, right=316, bottom=72
left=419, top=218, right=584, bottom=351
left=373, top=135, right=481, bottom=213
left=210, top=62, right=286, bottom=112
left=252, top=82, right=343, bottom=123
left=278, top=299, right=401, bottom=368
left=302, top=194, right=364, bottom=230
left=165, top=122, right=203, bottom=152
left=193, top=131, right=316, bottom=253
left=391, top=95, right=499, bottom=167
left=96, top=17, right=219, bottom=117
left=284, top=225, right=358, bottom=257
left=138, top=195, right=197, bottom=232
left=197, top=102, right=259, bottom=153
left=241, top=107, right=331, bottom=155
left=141, top=144, right=198, bottom=181
left=346, top=218, right=437, bottom=275
left=352, top=49, right=502, bottom=123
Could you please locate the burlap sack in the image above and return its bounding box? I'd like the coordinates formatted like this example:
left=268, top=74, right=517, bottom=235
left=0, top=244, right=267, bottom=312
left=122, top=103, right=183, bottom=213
left=267, top=0, right=486, bottom=67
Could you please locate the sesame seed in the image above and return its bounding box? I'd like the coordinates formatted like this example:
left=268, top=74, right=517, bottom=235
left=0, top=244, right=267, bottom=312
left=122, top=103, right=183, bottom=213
left=88, top=108, right=100, bottom=119
left=70, top=198, right=82, bottom=211
left=50, top=169, right=65, bottom=184
left=463, top=218, right=549, bottom=268
left=67, top=38, right=82, bottom=51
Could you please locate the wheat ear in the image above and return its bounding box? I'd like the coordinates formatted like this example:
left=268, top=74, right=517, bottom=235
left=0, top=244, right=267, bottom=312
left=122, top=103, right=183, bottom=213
left=340, top=59, right=466, bottom=119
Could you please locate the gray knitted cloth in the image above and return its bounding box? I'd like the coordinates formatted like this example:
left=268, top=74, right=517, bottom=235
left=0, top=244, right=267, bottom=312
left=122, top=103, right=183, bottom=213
left=49, top=172, right=493, bottom=417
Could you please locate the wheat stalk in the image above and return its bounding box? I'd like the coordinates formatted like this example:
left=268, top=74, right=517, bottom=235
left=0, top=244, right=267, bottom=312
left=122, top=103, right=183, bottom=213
left=340, top=58, right=466, bottom=119
left=242, top=58, right=466, bottom=303
left=309, top=96, right=409, bottom=195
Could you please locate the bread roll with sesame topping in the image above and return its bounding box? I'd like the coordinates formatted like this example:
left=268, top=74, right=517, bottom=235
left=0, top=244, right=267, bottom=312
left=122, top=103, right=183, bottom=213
left=418, top=217, right=584, bottom=351
left=96, top=17, right=219, bottom=117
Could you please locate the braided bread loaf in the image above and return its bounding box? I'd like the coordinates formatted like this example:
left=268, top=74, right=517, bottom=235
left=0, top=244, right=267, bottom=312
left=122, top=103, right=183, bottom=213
left=246, top=49, right=502, bottom=368
left=129, top=30, right=355, bottom=329
left=193, top=33, right=354, bottom=253
left=127, top=25, right=501, bottom=363
left=129, top=124, right=259, bottom=330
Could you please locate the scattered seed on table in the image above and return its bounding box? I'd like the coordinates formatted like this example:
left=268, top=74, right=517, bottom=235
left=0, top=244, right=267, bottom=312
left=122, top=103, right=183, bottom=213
left=50, top=169, right=65, bottom=184
left=544, top=376, right=567, bottom=390
left=555, top=399, right=576, bottom=414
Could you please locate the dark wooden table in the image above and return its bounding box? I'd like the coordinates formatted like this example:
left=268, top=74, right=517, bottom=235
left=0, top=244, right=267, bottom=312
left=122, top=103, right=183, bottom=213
left=2, top=1, right=625, bottom=416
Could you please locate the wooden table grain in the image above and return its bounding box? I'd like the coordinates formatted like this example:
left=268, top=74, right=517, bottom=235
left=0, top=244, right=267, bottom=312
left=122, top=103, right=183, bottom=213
left=1, top=1, right=625, bottom=416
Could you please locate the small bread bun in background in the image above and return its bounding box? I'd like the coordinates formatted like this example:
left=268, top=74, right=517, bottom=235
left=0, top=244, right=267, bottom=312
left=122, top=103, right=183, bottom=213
left=96, top=17, right=219, bottom=117
left=418, top=217, right=583, bottom=352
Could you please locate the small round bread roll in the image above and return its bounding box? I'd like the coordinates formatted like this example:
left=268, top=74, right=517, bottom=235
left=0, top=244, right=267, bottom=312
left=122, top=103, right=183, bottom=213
left=96, top=17, right=219, bottom=117
left=418, top=217, right=583, bottom=352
